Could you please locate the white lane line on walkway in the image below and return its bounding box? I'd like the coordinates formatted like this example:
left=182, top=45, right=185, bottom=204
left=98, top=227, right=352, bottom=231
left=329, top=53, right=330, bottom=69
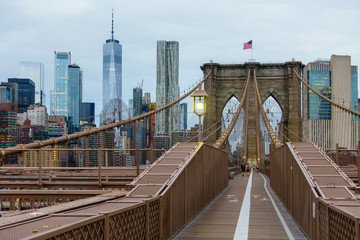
left=259, top=173, right=294, bottom=240
left=233, top=171, right=253, bottom=240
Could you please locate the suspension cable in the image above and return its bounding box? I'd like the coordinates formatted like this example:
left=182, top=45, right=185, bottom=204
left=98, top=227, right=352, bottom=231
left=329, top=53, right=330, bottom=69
left=213, top=69, right=250, bottom=148
left=253, top=68, right=282, bottom=148
left=0, top=70, right=213, bottom=158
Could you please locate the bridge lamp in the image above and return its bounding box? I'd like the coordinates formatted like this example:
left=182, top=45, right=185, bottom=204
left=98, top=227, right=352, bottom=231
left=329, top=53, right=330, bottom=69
left=191, top=86, right=209, bottom=142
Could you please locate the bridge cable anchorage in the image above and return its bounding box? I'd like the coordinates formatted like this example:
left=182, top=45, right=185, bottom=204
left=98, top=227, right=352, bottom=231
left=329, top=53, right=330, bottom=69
left=276, top=128, right=290, bottom=143
left=253, top=68, right=283, bottom=148
left=0, top=70, right=213, bottom=158
left=293, top=69, right=360, bottom=117
left=213, top=69, right=251, bottom=149
left=278, top=121, right=305, bottom=142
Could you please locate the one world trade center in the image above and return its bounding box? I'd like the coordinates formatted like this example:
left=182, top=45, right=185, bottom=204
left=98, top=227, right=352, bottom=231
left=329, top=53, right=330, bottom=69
left=102, top=10, right=122, bottom=125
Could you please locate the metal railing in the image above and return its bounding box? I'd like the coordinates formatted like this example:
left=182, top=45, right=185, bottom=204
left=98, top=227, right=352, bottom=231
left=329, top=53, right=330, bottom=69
left=0, top=142, right=229, bottom=240
left=0, top=147, right=166, bottom=190
left=270, top=142, right=360, bottom=239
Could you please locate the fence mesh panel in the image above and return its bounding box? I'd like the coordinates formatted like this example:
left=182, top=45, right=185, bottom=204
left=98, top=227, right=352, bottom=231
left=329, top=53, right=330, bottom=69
left=49, top=219, right=105, bottom=240
left=328, top=207, right=356, bottom=240
left=109, top=205, right=146, bottom=239
left=149, top=199, right=160, bottom=240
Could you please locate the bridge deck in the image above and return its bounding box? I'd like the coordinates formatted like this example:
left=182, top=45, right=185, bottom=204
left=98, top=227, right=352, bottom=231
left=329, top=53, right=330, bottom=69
left=175, top=172, right=307, bottom=239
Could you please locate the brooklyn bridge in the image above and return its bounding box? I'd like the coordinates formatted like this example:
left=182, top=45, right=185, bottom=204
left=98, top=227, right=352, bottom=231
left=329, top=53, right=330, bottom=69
left=0, top=60, right=359, bottom=240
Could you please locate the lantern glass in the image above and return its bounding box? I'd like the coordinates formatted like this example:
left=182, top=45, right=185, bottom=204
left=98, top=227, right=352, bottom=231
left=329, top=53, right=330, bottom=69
left=196, top=102, right=204, bottom=111
left=191, top=87, right=208, bottom=117
left=193, top=96, right=206, bottom=116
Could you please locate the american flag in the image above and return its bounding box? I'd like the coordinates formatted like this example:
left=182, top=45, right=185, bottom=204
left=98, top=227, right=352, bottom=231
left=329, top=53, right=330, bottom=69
left=243, top=40, right=252, bottom=50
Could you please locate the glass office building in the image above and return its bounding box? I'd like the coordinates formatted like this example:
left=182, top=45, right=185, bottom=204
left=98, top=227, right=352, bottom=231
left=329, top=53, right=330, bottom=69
left=307, top=65, right=358, bottom=120
left=307, top=70, right=331, bottom=119
left=51, top=51, right=71, bottom=117
left=81, top=102, right=95, bottom=124
left=19, top=61, right=45, bottom=105
left=8, top=78, right=35, bottom=113
left=304, top=56, right=358, bottom=150
left=67, top=64, right=82, bottom=128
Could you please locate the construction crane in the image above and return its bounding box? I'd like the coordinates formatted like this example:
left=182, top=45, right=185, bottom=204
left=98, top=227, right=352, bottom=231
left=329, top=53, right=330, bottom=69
left=51, top=111, right=64, bottom=134
left=137, top=79, right=144, bottom=88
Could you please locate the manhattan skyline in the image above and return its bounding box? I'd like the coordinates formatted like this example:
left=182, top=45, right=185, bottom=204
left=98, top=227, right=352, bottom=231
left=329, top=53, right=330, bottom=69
left=0, top=0, right=359, bottom=123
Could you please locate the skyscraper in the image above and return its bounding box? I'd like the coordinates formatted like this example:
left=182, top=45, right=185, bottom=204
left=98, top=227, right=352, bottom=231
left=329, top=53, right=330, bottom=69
left=0, top=103, right=18, bottom=164
left=19, top=61, right=45, bottom=105
left=128, top=99, right=133, bottom=119
left=133, top=87, right=143, bottom=117
left=303, top=55, right=358, bottom=149
left=143, top=92, right=151, bottom=104
left=67, top=64, right=82, bottom=128
left=51, top=51, right=71, bottom=117
left=155, top=40, right=180, bottom=137
left=8, top=78, right=35, bottom=113
left=0, top=82, right=17, bottom=104
left=180, top=102, right=187, bottom=131
left=103, top=10, right=122, bottom=109
left=81, top=102, right=95, bottom=124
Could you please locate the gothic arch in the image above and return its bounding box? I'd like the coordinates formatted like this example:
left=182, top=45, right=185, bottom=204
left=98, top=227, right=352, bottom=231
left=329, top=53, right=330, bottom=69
left=262, top=92, right=284, bottom=118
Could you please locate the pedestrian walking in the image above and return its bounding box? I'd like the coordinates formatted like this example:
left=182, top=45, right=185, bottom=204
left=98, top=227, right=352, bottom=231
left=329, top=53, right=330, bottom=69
left=246, top=163, right=250, bottom=175
left=241, top=163, right=246, bottom=176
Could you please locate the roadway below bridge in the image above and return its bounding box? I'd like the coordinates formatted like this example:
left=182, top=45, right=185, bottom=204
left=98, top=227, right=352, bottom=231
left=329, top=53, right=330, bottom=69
left=175, top=171, right=307, bottom=240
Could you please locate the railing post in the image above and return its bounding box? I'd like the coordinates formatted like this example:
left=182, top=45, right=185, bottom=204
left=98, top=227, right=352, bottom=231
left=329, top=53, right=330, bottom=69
left=105, top=150, right=108, bottom=182
left=357, top=140, right=360, bottom=185
left=159, top=198, right=164, bottom=239
left=104, top=215, right=110, bottom=240
left=146, top=201, right=150, bottom=240
left=98, top=149, right=101, bottom=186
left=38, top=149, right=42, bottom=186
left=335, top=143, right=339, bottom=165
left=136, top=144, right=140, bottom=176
left=150, top=142, right=154, bottom=164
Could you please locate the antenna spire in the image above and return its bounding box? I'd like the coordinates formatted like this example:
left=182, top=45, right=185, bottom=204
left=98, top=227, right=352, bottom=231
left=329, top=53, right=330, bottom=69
left=111, top=8, right=114, bottom=41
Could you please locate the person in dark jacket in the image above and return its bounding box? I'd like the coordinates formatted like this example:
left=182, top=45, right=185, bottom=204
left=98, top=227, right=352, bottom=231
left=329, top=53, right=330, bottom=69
left=241, top=163, right=246, bottom=176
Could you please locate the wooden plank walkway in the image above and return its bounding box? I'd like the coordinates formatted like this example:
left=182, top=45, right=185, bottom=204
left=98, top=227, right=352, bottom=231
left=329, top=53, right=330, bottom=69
left=174, top=172, right=307, bottom=240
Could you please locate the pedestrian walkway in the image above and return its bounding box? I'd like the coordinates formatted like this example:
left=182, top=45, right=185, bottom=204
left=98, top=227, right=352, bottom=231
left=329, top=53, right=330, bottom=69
left=174, top=171, right=307, bottom=239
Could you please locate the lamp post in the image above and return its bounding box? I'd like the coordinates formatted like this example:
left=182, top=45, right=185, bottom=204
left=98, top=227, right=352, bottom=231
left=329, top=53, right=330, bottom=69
left=191, top=85, right=209, bottom=142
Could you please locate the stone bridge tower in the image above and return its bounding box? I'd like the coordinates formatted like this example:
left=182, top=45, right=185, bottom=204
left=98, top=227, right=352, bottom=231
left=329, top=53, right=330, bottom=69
left=201, top=61, right=304, bottom=162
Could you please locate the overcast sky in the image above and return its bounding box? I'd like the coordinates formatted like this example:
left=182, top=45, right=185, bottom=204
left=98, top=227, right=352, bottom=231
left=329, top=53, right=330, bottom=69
left=0, top=0, right=359, bottom=124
